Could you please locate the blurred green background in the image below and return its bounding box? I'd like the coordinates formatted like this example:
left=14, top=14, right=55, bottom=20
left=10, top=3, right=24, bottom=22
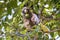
left=0, top=0, right=60, bottom=40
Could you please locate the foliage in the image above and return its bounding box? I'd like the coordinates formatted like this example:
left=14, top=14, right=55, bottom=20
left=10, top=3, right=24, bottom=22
left=0, top=0, right=60, bottom=40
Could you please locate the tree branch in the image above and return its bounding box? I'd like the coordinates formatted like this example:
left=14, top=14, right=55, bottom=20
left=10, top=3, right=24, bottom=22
left=40, top=29, right=60, bottom=33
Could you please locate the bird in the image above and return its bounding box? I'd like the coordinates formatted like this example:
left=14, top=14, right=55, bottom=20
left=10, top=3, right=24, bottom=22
left=22, top=7, right=40, bottom=31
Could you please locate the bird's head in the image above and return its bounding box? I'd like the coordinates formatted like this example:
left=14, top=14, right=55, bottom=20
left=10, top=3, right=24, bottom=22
left=22, top=7, right=32, bottom=19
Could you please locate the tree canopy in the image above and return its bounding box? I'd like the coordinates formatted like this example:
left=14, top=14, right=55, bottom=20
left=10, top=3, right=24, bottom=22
left=0, top=0, right=60, bottom=40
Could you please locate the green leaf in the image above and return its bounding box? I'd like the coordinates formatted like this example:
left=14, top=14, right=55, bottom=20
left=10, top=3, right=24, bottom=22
left=38, top=32, right=42, bottom=40
left=50, top=32, right=54, bottom=38
left=56, top=13, right=60, bottom=18
left=4, top=0, right=8, bottom=2
left=10, top=0, right=17, bottom=8
left=33, top=5, right=39, bottom=14
left=19, top=0, right=24, bottom=2
left=54, top=32, right=58, bottom=38
left=58, top=30, right=60, bottom=36
left=7, top=3, right=12, bottom=15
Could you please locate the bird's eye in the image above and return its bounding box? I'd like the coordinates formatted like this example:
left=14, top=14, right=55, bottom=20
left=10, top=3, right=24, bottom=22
left=24, top=9, right=27, bottom=13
